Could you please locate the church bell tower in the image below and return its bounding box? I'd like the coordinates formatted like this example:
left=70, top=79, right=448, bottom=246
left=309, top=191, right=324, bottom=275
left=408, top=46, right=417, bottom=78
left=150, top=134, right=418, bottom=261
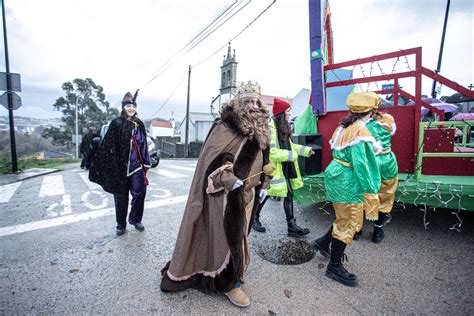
left=219, top=43, right=238, bottom=96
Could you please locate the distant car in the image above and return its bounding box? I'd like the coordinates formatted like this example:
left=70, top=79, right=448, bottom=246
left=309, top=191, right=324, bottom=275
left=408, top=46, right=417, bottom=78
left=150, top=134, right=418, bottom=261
left=94, top=123, right=160, bottom=168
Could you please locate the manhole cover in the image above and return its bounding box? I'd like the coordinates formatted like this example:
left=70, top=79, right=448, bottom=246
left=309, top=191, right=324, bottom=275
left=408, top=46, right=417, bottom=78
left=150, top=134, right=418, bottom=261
left=257, top=237, right=315, bottom=265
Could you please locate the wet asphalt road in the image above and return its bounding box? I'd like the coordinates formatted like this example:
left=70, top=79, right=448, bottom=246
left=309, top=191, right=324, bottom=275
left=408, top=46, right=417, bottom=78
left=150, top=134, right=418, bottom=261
left=0, top=159, right=473, bottom=314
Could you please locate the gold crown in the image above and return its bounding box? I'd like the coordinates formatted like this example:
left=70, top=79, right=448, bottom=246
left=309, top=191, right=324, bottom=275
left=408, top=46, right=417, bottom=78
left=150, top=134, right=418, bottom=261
left=236, top=81, right=261, bottom=99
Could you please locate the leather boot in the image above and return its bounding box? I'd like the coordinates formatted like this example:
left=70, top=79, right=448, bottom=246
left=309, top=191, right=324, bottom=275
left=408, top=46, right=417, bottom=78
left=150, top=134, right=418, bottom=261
left=325, top=238, right=358, bottom=287
left=284, top=195, right=309, bottom=237
left=252, top=198, right=266, bottom=233
left=287, top=219, right=310, bottom=237
left=372, top=213, right=389, bottom=243
left=309, top=226, right=332, bottom=258
left=353, top=230, right=363, bottom=241
left=252, top=218, right=266, bottom=233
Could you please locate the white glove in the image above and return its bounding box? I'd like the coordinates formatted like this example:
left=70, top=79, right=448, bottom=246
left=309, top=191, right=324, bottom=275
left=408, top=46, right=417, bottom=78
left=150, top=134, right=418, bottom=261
left=259, top=189, right=267, bottom=204
left=231, top=179, right=244, bottom=191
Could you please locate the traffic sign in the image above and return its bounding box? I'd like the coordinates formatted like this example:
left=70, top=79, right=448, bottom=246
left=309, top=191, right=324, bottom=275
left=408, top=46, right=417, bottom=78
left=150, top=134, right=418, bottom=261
left=0, top=72, right=21, bottom=92
left=1, top=91, right=22, bottom=110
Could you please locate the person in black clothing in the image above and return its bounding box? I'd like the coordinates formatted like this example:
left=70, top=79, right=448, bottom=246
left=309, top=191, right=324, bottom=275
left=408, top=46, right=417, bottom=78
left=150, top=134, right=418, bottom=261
left=80, top=126, right=98, bottom=170
left=89, top=91, right=151, bottom=236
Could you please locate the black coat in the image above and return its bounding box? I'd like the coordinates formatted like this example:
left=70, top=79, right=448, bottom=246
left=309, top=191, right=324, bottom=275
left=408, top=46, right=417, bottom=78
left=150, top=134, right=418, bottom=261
left=80, top=131, right=98, bottom=155
left=89, top=116, right=148, bottom=194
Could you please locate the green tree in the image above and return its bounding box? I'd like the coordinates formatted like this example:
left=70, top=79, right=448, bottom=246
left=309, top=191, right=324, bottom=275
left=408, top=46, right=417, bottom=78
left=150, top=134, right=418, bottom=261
left=42, top=78, right=119, bottom=148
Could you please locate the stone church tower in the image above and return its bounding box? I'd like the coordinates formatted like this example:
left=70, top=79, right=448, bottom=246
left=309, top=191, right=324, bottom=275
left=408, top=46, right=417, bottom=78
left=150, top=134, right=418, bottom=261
left=219, top=43, right=238, bottom=96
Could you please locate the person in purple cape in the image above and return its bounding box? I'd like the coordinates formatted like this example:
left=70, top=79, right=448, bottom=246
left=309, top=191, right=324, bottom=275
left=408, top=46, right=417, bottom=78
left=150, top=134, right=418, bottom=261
left=89, top=91, right=151, bottom=236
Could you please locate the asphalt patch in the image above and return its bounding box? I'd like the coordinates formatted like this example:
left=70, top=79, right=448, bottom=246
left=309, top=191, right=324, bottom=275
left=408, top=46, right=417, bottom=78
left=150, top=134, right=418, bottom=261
left=257, top=237, right=315, bottom=265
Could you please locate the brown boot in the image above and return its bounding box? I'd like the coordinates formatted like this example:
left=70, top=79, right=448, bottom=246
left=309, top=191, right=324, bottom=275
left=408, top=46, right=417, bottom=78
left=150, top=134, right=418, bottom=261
left=225, top=288, right=250, bottom=308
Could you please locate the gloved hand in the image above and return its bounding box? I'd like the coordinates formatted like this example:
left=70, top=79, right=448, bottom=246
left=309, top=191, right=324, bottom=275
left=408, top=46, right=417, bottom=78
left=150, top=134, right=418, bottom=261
left=259, top=189, right=267, bottom=204
left=231, top=179, right=244, bottom=191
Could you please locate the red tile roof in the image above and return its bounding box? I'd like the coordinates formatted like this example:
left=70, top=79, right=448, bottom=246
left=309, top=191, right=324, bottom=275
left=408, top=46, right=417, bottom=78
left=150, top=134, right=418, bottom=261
left=150, top=121, right=173, bottom=128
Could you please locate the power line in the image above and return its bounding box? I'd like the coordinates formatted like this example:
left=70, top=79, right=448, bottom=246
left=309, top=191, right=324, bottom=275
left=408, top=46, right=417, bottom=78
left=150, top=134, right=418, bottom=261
left=141, top=0, right=244, bottom=88
left=183, top=0, right=252, bottom=58
left=144, top=71, right=188, bottom=120
left=192, top=0, right=276, bottom=69
left=109, top=1, right=240, bottom=109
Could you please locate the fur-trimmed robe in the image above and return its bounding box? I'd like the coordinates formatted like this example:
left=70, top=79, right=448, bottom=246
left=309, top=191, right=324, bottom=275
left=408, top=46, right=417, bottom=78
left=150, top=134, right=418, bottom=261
left=160, top=108, right=270, bottom=294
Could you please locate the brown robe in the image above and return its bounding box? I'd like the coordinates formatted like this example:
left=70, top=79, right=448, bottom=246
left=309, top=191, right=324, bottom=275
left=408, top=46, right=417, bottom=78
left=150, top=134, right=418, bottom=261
left=160, top=115, right=269, bottom=294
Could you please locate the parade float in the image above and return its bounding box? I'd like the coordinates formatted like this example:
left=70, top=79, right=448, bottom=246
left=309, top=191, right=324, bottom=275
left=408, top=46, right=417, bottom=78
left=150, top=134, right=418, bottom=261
left=293, top=0, right=474, bottom=229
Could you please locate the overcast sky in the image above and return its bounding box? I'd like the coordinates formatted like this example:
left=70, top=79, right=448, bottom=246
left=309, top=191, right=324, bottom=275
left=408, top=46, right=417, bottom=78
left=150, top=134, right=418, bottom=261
left=0, top=0, right=472, bottom=121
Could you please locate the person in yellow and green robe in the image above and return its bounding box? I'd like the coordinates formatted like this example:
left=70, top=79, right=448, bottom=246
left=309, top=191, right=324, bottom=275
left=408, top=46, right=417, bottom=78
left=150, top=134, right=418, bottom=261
left=309, top=92, right=382, bottom=287
left=356, top=106, right=398, bottom=243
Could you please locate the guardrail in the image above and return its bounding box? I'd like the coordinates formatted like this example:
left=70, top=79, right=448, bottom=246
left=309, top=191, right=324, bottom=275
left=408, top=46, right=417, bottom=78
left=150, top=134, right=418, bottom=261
left=415, top=120, right=474, bottom=180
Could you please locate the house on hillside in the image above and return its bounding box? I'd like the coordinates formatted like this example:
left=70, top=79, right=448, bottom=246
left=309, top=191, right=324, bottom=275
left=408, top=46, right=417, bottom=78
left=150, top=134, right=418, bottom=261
left=149, top=120, right=174, bottom=138
left=180, top=112, right=217, bottom=143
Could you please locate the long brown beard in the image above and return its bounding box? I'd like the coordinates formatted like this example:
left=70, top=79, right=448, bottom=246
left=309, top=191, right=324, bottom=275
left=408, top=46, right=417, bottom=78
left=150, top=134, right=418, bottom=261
left=221, top=99, right=271, bottom=149
left=236, top=104, right=270, bottom=149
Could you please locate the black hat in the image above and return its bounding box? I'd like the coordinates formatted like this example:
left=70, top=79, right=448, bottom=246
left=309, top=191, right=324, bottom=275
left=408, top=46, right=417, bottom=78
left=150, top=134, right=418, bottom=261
left=122, top=92, right=136, bottom=108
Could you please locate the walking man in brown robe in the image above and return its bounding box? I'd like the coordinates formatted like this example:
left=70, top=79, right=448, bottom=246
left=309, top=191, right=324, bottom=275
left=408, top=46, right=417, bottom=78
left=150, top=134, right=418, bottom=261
left=160, top=81, right=271, bottom=308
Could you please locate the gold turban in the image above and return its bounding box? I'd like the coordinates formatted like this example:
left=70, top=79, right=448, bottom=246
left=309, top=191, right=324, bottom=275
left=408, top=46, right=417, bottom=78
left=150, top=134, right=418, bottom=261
left=346, top=92, right=382, bottom=113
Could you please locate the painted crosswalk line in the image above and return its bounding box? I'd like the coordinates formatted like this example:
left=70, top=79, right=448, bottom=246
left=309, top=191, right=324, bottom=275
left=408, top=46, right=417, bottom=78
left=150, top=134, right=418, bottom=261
left=0, top=182, right=22, bottom=203
left=0, top=194, right=188, bottom=237
left=78, top=172, right=101, bottom=190
left=166, top=165, right=196, bottom=172
left=149, top=168, right=188, bottom=178
left=38, top=175, right=65, bottom=197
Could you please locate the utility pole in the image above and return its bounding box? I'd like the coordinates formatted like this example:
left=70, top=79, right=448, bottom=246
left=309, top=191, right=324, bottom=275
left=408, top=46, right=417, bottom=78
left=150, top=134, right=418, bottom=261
left=184, top=65, right=191, bottom=158
left=431, top=0, right=450, bottom=98
left=1, top=0, right=18, bottom=173
left=75, top=96, right=80, bottom=159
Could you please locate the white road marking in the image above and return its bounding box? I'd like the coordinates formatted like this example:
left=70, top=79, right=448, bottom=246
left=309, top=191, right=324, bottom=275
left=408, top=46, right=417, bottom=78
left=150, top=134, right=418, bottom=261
left=148, top=188, right=172, bottom=199
left=0, top=182, right=22, bottom=203
left=78, top=172, right=101, bottom=190
left=38, top=175, right=65, bottom=197
left=81, top=191, right=108, bottom=210
left=47, top=194, right=72, bottom=217
left=166, top=165, right=196, bottom=172
left=0, top=195, right=188, bottom=237
left=149, top=168, right=187, bottom=178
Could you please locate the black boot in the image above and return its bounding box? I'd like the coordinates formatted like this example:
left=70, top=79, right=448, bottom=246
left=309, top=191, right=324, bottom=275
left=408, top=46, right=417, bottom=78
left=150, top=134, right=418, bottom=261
left=284, top=191, right=309, bottom=237
left=252, top=218, right=266, bottom=233
left=325, top=238, right=358, bottom=287
left=287, top=219, right=310, bottom=237
left=309, top=226, right=332, bottom=258
left=353, top=230, right=363, bottom=241
left=252, top=196, right=267, bottom=233
left=372, top=213, right=390, bottom=243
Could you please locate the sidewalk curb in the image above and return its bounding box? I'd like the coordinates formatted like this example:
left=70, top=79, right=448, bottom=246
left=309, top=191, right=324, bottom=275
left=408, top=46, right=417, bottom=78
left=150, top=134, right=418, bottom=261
left=0, top=168, right=60, bottom=186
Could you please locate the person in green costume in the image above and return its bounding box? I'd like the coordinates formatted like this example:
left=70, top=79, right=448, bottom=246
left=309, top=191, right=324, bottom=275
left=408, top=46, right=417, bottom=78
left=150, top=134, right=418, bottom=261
left=310, top=92, right=382, bottom=287
left=355, top=102, right=398, bottom=243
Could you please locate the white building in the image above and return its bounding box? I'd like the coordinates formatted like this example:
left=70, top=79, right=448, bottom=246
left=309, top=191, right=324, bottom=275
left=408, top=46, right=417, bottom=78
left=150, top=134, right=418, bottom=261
left=149, top=120, right=174, bottom=138
left=180, top=112, right=217, bottom=143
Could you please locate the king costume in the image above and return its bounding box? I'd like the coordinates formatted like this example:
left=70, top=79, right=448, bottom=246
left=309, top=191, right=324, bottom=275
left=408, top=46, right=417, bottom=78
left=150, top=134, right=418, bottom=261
left=160, top=82, right=271, bottom=307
